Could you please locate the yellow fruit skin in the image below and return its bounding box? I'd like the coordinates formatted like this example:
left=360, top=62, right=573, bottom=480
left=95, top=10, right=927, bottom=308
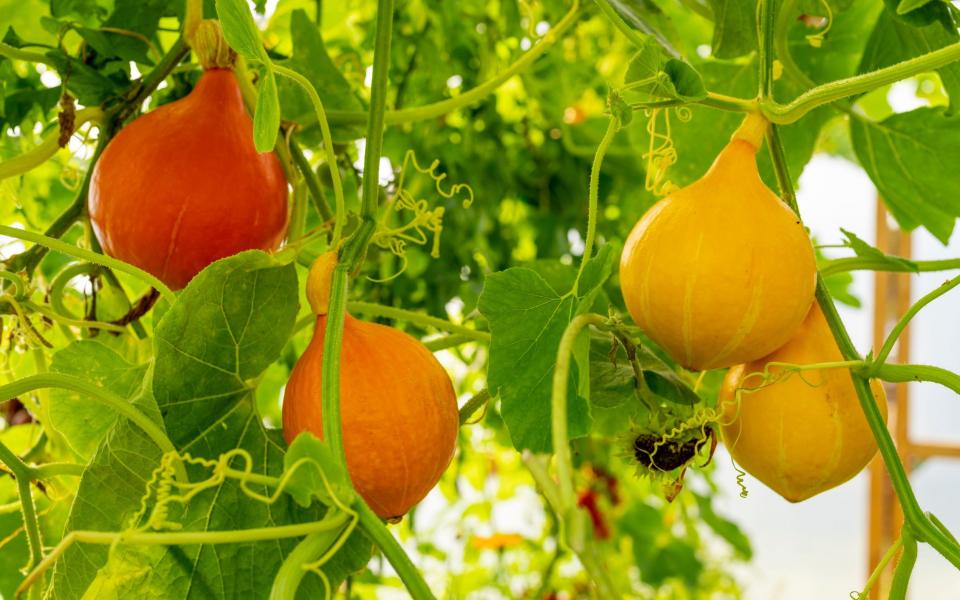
left=718, top=305, right=889, bottom=502
left=619, top=139, right=817, bottom=370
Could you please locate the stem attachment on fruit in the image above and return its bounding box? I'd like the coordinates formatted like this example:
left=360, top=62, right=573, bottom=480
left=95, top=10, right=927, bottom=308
left=306, top=252, right=338, bottom=315
left=193, top=20, right=236, bottom=70
left=730, top=112, right=768, bottom=151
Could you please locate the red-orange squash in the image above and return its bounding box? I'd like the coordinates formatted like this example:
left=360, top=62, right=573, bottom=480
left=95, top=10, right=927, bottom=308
left=89, top=64, right=288, bottom=290
left=283, top=253, right=459, bottom=519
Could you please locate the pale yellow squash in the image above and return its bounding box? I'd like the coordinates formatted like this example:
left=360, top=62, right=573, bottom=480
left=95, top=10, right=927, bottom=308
left=718, top=305, right=888, bottom=502
left=619, top=114, right=817, bottom=370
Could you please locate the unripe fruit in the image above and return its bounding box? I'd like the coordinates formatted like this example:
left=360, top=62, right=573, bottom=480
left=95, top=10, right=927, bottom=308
left=718, top=305, right=888, bottom=502
left=619, top=114, right=816, bottom=370
left=89, top=67, right=288, bottom=290
left=282, top=253, right=459, bottom=519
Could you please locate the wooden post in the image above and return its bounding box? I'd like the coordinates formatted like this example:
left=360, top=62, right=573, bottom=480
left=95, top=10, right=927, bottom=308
left=867, top=199, right=910, bottom=599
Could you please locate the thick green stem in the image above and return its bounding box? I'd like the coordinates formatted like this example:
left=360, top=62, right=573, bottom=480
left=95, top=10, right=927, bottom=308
left=269, top=512, right=351, bottom=600
left=320, top=264, right=349, bottom=471
left=423, top=333, right=477, bottom=352
left=872, top=363, right=960, bottom=395
left=458, top=389, right=490, bottom=425
left=0, top=374, right=185, bottom=482
left=355, top=502, right=435, bottom=599
left=572, top=117, right=618, bottom=295
left=272, top=65, right=347, bottom=245
left=17, top=517, right=350, bottom=596
left=773, top=0, right=817, bottom=90
left=0, top=41, right=55, bottom=66
left=766, top=124, right=960, bottom=569
left=763, top=42, right=960, bottom=124
left=358, top=0, right=394, bottom=221
left=551, top=313, right=606, bottom=512
left=30, top=462, right=85, bottom=479
left=871, top=274, right=960, bottom=372
left=820, top=256, right=960, bottom=277
left=347, top=301, right=489, bottom=341
left=325, top=1, right=581, bottom=127
left=289, top=138, right=334, bottom=221
left=890, top=528, right=917, bottom=600
left=0, top=440, right=43, bottom=575
left=0, top=225, right=175, bottom=303
left=758, top=0, right=775, bottom=100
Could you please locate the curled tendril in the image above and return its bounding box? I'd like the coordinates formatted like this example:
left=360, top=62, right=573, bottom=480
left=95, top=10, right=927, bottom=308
left=0, top=296, right=52, bottom=349
left=732, top=456, right=749, bottom=499
left=805, top=0, right=834, bottom=48
left=642, top=108, right=680, bottom=197
left=370, top=150, right=473, bottom=281
left=128, top=449, right=355, bottom=538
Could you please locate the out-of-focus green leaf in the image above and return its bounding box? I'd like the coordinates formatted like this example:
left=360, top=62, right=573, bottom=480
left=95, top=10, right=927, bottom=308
left=708, top=0, right=757, bottom=58
left=479, top=267, right=591, bottom=452
left=850, top=108, right=960, bottom=243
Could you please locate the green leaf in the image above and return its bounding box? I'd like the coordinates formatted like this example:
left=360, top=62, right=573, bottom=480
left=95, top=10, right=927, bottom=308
left=624, top=40, right=706, bottom=101
left=283, top=433, right=354, bottom=508
left=478, top=268, right=591, bottom=452
left=850, top=108, right=960, bottom=243
left=215, top=0, right=269, bottom=62
left=578, top=243, right=618, bottom=302
left=152, top=251, right=298, bottom=446
left=638, top=345, right=700, bottom=406
left=840, top=228, right=919, bottom=271
left=863, top=1, right=960, bottom=112
left=661, top=59, right=707, bottom=101
left=883, top=0, right=953, bottom=27
left=253, top=69, right=280, bottom=153
left=897, top=0, right=937, bottom=15
left=708, top=0, right=758, bottom=59
left=278, top=9, right=365, bottom=142
left=48, top=340, right=149, bottom=461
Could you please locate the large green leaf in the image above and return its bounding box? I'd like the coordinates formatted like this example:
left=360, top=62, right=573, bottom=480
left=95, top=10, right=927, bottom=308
left=850, top=107, right=960, bottom=243
left=48, top=340, right=149, bottom=461
left=278, top=9, right=365, bottom=142
left=708, top=0, right=757, bottom=59
left=478, top=267, right=591, bottom=452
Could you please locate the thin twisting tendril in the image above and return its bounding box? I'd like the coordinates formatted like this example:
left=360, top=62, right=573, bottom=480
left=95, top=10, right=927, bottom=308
left=128, top=449, right=354, bottom=538
left=642, top=108, right=681, bottom=196
left=370, top=150, right=474, bottom=281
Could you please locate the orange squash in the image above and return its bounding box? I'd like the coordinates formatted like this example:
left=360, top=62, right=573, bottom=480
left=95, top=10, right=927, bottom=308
left=88, top=26, right=288, bottom=290
left=718, top=304, right=888, bottom=502
left=619, top=113, right=816, bottom=370
left=283, top=253, right=459, bottom=519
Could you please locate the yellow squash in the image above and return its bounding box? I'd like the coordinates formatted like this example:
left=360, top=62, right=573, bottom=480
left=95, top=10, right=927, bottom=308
left=719, top=305, right=888, bottom=502
left=619, top=114, right=817, bottom=370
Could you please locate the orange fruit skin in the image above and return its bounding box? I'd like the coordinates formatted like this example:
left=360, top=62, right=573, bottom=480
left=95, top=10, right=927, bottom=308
left=89, top=68, right=288, bottom=290
left=718, top=305, right=889, bottom=502
left=282, top=314, right=459, bottom=519
left=619, top=139, right=817, bottom=370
